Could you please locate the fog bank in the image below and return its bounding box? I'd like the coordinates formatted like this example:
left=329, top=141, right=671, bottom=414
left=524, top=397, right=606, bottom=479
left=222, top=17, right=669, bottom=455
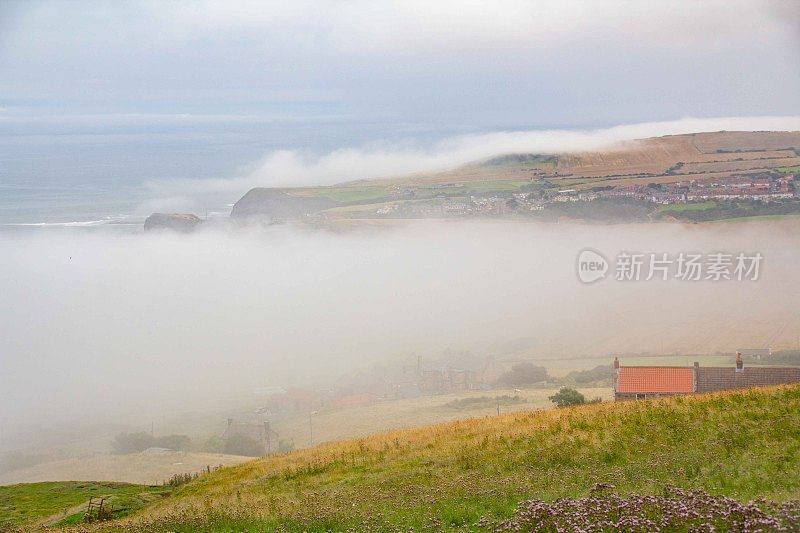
left=1, top=219, right=799, bottom=449
left=144, top=116, right=800, bottom=204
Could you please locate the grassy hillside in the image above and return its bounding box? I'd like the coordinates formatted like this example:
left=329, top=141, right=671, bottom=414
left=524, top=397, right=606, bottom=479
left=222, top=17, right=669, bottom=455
left=231, top=131, right=800, bottom=224
left=341, top=131, right=800, bottom=190
left=0, top=481, right=168, bottom=529
left=82, top=385, right=800, bottom=531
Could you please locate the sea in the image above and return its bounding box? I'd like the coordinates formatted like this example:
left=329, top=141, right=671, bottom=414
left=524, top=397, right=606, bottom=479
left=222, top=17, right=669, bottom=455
left=0, top=114, right=477, bottom=233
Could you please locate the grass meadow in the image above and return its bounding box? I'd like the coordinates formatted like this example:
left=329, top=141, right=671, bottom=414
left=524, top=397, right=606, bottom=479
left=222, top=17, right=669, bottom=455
left=658, top=201, right=717, bottom=213
left=0, top=481, right=168, bottom=529
left=76, top=385, right=800, bottom=532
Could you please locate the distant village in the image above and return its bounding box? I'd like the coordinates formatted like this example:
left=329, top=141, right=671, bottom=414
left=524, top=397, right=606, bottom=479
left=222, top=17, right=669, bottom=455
left=221, top=347, right=800, bottom=455
left=371, top=172, right=799, bottom=218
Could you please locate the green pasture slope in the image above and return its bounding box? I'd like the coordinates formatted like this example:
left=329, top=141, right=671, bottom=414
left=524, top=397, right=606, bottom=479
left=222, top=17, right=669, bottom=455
left=0, top=481, right=168, bottom=529
left=80, top=385, right=800, bottom=532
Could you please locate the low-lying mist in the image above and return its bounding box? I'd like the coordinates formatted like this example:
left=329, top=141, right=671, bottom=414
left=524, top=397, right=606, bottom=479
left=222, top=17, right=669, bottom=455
left=142, top=116, right=800, bottom=206
left=1, top=218, right=799, bottom=452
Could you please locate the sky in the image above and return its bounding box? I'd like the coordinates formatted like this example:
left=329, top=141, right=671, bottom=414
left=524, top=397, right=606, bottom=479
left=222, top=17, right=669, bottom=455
left=1, top=0, right=799, bottom=127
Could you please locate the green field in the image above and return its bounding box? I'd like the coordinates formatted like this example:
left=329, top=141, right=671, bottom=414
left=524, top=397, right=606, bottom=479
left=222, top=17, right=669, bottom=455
left=299, top=180, right=534, bottom=205
left=777, top=166, right=800, bottom=173
left=298, top=185, right=393, bottom=204
left=658, top=200, right=716, bottom=213
left=0, top=481, right=169, bottom=529
left=710, top=213, right=800, bottom=223
left=461, top=180, right=531, bottom=192
left=79, top=385, right=800, bottom=531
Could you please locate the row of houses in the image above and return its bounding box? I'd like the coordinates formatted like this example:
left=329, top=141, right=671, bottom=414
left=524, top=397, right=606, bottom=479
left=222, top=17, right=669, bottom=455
left=651, top=174, right=795, bottom=204
left=372, top=173, right=798, bottom=219
left=612, top=353, right=800, bottom=400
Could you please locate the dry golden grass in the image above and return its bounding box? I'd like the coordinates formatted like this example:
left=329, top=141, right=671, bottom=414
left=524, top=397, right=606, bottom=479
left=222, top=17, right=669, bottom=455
left=679, top=157, right=800, bottom=174
left=76, top=385, right=800, bottom=532
left=691, top=131, right=800, bottom=152
left=276, top=387, right=612, bottom=449
left=367, top=131, right=800, bottom=189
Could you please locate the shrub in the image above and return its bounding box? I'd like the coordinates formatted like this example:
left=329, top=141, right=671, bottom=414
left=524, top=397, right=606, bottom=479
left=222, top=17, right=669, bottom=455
left=155, top=434, right=191, bottom=451
left=112, top=432, right=157, bottom=454
left=495, top=362, right=548, bottom=388
left=278, top=439, right=295, bottom=453
left=224, top=434, right=263, bottom=457
left=549, top=387, right=586, bottom=408
left=563, top=364, right=612, bottom=385
left=203, top=436, right=225, bottom=453
left=444, top=395, right=526, bottom=409
left=0, top=451, right=45, bottom=474
left=111, top=432, right=192, bottom=453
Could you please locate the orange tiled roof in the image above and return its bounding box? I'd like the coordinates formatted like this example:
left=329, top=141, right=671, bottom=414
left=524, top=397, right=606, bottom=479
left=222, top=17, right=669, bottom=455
left=617, top=367, right=694, bottom=393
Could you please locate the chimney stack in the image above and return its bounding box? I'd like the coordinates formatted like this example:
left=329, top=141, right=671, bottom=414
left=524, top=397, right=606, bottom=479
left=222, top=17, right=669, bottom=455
left=736, top=352, right=743, bottom=372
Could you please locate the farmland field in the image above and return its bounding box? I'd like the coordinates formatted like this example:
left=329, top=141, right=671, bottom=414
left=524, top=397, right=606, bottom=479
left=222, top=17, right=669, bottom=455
left=778, top=165, right=800, bottom=173
left=658, top=201, right=717, bottom=213
left=330, top=132, right=800, bottom=199
left=255, top=132, right=800, bottom=222
left=297, top=186, right=392, bottom=204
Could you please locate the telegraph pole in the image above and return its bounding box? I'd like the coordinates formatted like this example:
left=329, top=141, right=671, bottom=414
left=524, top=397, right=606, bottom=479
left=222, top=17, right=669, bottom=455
left=309, top=411, right=318, bottom=446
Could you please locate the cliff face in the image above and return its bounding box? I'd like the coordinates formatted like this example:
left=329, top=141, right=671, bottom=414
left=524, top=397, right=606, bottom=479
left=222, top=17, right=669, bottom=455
left=230, top=189, right=338, bottom=221
left=143, top=213, right=202, bottom=232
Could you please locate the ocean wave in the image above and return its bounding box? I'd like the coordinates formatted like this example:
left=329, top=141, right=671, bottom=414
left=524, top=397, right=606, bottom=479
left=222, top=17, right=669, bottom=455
left=1, top=215, right=138, bottom=227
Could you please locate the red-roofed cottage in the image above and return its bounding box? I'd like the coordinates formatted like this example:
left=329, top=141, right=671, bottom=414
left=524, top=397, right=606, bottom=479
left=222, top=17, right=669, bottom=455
left=611, top=355, right=800, bottom=400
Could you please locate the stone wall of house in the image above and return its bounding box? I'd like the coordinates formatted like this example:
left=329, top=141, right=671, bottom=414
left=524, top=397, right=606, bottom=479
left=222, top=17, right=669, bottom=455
left=695, top=367, right=800, bottom=393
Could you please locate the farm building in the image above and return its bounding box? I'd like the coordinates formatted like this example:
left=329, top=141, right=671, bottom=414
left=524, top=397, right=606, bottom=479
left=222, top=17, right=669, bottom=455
left=612, top=354, right=800, bottom=400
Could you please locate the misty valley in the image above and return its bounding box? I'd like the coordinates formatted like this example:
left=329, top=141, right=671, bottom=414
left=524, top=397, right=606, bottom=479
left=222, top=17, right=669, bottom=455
left=2, top=1, right=800, bottom=529
left=2, top=217, right=799, bottom=483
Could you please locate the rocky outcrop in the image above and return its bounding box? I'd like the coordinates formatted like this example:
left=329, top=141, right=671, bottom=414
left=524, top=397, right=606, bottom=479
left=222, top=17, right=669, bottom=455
left=230, top=188, right=338, bottom=221
left=143, top=213, right=203, bottom=232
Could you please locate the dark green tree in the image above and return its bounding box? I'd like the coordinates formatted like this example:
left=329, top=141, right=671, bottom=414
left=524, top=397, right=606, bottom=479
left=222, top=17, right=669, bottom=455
left=111, top=432, right=155, bottom=453
left=549, top=387, right=586, bottom=408
left=203, top=435, right=225, bottom=453
left=154, top=434, right=191, bottom=451
left=495, top=362, right=548, bottom=388
left=224, top=433, right=263, bottom=457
